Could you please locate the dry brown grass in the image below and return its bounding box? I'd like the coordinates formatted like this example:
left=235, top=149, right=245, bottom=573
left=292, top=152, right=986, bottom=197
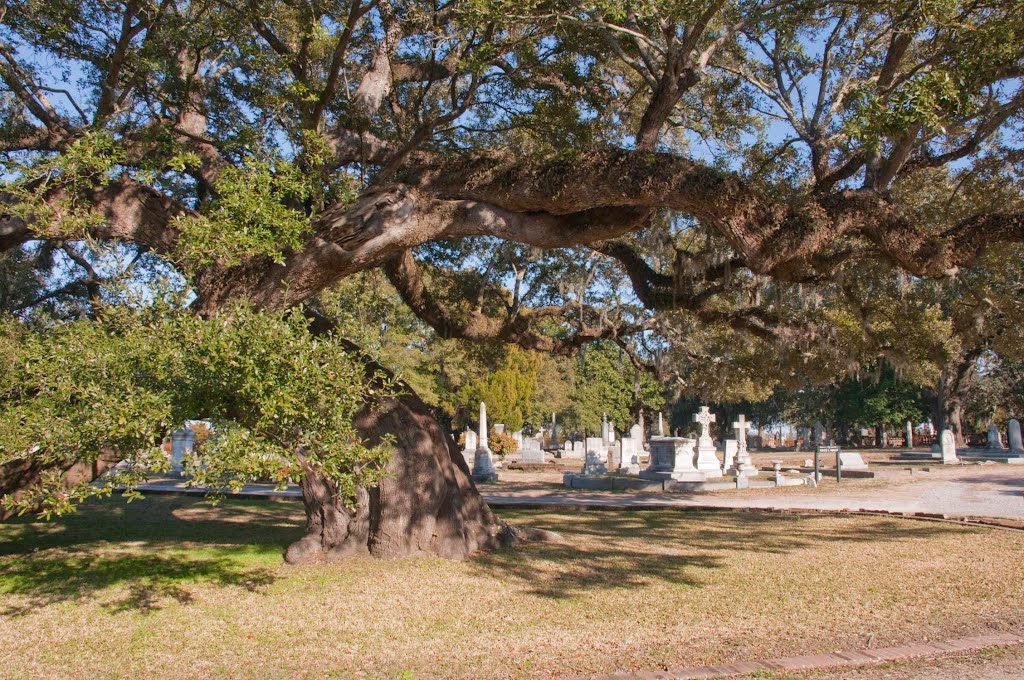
left=1, top=496, right=1022, bottom=679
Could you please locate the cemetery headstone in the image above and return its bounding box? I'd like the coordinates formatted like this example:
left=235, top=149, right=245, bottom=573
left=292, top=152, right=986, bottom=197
left=721, top=439, right=738, bottom=472
left=472, top=401, right=498, bottom=483
left=462, top=428, right=477, bottom=464
left=692, top=406, right=723, bottom=478
left=906, top=421, right=914, bottom=448
left=169, top=427, right=195, bottom=470
left=616, top=437, right=641, bottom=473
left=582, top=437, right=608, bottom=474
left=1008, top=419, right=1023, bottom=452
left=521, top=437, right=545, bottom=464
left=630, top=422, right=642, bottom=443
left=940, top=429, right=958, bottom=464
left=986, top=423, right=1004, bottom=450
left=838, top=450, right=868, bottom=469
left=730, top=414, right=758, bottom=477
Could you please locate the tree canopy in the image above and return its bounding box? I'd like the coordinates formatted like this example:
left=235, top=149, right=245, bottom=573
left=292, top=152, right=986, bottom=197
left=4, top=0, right=1024, bottom=557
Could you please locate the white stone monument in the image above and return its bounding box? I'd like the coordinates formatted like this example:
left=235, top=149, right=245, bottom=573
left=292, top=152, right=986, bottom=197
left=641, top=437, right=704, bottom=481
left=471, top=402, right=498, bottom=483
left=169, top=427, right=195, bottom=470
left=462, top=428, right=477, bottom=464
left=549, top=413, right=560, bottom=449
left=616, top=437, right=641, bottom=473
left=721, top=439, right=737, bottom=472
left=940, top=429, right=958, bottom=464
left=657, top=413, right=664, bottom=436
left=1008, top=419, right=1023, bottom=453
left=692, top=406, right=723, bottom=478
left=582, top=437, right=608, bottom=475
left=730, top=414, right=758, bottom=477
left=905, top=421, right=914, bottom=449
left=521, top=437, right=545, bottom=464
left=838, top=451, right=868, bottom=469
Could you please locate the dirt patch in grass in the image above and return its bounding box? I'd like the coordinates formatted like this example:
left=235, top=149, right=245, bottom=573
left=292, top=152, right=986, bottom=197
left=1, top=496, right=1021, bottom=679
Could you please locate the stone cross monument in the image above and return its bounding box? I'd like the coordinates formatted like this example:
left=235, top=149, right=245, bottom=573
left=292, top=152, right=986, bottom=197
left=730, top=414, right=758, bottom=476
left=692, top=406, right=722, bottom=477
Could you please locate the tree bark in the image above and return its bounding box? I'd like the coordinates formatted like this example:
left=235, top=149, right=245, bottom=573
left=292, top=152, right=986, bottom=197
left=283, top=387, right=518, bottom=564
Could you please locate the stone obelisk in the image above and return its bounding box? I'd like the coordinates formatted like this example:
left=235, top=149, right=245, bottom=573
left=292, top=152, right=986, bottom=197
left=471, top=401, right=498, bottom=483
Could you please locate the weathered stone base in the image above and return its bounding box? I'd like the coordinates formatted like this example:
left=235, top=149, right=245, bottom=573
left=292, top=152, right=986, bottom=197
left=563, top=473, right=795, bottom=492
left=472, top=472, right=499, bottom=484
left=771, top=466, right=876, bottom=479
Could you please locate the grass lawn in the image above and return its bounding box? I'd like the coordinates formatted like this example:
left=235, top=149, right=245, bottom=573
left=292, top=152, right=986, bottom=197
left=1, top=496, right=1022, bottom=679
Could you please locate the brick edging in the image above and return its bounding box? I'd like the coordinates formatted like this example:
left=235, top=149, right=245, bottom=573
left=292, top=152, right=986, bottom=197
left=586, top=630, right=1024, bottom=679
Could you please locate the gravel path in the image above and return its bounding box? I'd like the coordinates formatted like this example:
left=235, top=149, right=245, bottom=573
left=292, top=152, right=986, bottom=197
left=132, top=461, right=1024, bottom=520
left=483, top=465, right=1024, bottom=519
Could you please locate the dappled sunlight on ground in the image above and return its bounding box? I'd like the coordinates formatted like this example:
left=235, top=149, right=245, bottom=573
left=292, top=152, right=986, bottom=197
left=1, top=496, right=1022, bottom=679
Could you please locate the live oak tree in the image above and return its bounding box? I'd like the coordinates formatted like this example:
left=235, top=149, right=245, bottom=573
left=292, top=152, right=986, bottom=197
left=3, top=0, right=1024, bottom=561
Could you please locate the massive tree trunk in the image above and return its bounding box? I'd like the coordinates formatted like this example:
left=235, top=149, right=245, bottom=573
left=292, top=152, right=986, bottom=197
left=284, top=383, right=516, bottom=564
left=935, top=361, right=975, bottom=447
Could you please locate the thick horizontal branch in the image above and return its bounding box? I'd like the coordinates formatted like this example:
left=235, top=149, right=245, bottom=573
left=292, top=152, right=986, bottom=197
left=1, top=176, right=187, bottom=253
left=382, top=249, right=651, bottom=355
left=401, top=147, right=1024, bottom=278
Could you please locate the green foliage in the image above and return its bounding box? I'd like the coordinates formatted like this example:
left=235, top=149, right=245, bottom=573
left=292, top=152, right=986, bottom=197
left=472, top=346, right=541, bottom=431
left=176, top=157, right=314, bottom=268
left=2, top=130, right=125, bottom=237
left=0, top=303, right=396, bottom=517
left=488, top=431, right=519, bottom=457
left=833, top=364, right=929, bottom=429
left=570, top=341, right=664, bottom=434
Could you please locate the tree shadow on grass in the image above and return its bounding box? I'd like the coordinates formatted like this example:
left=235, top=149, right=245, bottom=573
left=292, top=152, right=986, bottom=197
left=481, top=508, right=980, bottom=600
left=0, top=495, right=302, bottom=615
left=0, top=552, right=276, bottom=616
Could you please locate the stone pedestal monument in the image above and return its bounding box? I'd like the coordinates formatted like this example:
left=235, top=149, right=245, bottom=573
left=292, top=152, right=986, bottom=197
left=906, top=421, right=914, bottom=449
left=471, top=401, right=498, bottom=483
left=693, top=406, right=723, bottom=478
left=640, top=437, right=704, bottom=481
